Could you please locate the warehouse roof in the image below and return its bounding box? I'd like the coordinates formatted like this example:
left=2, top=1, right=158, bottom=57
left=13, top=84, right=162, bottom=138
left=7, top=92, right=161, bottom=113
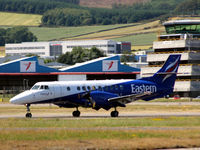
left=0, top=55, right=140, bottom=75
left=60, top=55, right=140, bottom=74
left=0, top=56, right=60, bottom=75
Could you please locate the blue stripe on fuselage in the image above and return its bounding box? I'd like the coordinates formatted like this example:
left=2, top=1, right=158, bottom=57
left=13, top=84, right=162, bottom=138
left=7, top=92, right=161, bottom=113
left=30, top=79, right=170, bottom=109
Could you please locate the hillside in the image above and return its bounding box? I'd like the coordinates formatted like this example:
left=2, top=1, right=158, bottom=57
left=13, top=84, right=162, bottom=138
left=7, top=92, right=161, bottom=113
left=79, top=0, right=150, bottom=8
left=64, top=20, right=163, bottom=41
left=28, top=20, right=163, bottom=50
left=0, top=12, right=42, bottom=26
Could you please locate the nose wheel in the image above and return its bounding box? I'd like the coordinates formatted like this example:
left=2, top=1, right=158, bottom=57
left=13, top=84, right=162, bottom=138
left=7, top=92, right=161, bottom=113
left=26, top=112, right=32, bottom=118
left=72, top=107, right=80, bottom=117
left=25, top=104, right=32, bottom=118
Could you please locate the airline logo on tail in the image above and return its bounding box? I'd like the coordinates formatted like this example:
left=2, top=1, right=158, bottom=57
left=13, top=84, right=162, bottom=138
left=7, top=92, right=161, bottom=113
left=165, top=57, right=179, bottom=73
left=162, top=56, right=180, bottom=83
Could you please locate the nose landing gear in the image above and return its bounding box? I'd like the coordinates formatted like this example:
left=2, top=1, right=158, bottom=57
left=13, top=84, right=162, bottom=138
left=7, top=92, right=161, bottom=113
left=25, top=104, right=32, bottom=118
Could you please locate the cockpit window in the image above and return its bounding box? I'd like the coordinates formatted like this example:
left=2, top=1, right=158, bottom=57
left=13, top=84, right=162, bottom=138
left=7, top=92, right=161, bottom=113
left=40, top=85, right=49, bottom=90
left=31, top=85, right=40, bottom=90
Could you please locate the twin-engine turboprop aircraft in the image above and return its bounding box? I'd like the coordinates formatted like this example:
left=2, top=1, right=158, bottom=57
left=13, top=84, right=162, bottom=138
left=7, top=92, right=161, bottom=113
left=10, top=54, right=181, bottom=118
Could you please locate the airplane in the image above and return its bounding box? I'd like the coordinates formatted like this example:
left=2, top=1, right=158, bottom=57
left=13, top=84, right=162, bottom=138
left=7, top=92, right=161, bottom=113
left=10, top=54, right=181, bottom=118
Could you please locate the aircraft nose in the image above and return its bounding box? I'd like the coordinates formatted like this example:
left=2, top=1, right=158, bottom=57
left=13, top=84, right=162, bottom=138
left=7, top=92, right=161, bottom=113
left=10, top=91, right=33, bottom=104
left=10, top=96, right=19, bottom=104
left=10, top=94, right=26, bottom=104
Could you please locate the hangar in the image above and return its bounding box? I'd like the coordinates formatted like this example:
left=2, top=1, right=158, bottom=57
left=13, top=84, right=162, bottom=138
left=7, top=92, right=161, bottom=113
left=59, top=55, right=140, bottom=81
left=0, top=56, right=59, bottom=93
left=0, top=55, right=140, bottom=94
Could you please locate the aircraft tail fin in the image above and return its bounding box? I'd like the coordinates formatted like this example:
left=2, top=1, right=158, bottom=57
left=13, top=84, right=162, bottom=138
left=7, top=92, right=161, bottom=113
left=141, top=54, right=181, bottom=88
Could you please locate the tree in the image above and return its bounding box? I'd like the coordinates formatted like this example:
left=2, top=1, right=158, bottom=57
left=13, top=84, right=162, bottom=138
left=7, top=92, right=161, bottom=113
left=120, top=52, right=136, bottom=63
left=0, top=27, right=37, bottom=46
left=89, top=47, right=104, bottom=60
left=175, top=0, right=200, bottom=15
left=0, top=29, right=6, bottom=46
left=57, top=47, right=105, bottom=65
left=71, top=47, right=85, bottom=64
left=57, top=52, right=73, bottom=65
left=5, top=27, right=37, bottom=44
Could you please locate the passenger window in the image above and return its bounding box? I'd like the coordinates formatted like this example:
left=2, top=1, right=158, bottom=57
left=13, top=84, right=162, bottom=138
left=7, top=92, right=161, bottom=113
left=87, top=86, right=91, bottom=91
left=98, top=86, right=102, bottom=91
left=92, top=86, right=96, bottom=90
left=40, top=85, right=44, bottom=89
left=110, top=85, right=114, bottom=90
left=104, top=86, right=108, bottom=91
left=120, top=85, right=124, bottom=91
left=67, top=87, right=70, bottom=91
left=77, top=86, right=80, bottom=91
left=44, top=85, right=49, bottom=89
left=115, top=85, right=118, bottom=90
left=82, top=86, right=86, bottom=91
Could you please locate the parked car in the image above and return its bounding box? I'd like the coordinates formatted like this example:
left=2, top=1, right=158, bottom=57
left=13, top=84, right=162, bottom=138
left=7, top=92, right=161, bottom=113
left=173, top=95, right=180, bottom=100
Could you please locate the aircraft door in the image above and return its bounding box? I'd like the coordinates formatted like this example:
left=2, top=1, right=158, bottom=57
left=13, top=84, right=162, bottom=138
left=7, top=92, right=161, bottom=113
left=53, top=84, right=62, bottom=98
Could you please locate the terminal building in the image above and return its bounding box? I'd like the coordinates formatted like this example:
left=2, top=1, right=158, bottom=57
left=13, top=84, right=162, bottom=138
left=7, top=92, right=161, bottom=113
left=5, top=40, right=131, bottom=57
left=141, top=20, right=200, bottom=98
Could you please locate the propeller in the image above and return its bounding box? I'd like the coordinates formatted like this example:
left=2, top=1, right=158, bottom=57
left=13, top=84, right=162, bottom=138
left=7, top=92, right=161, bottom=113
left=82, top=92, right=96, bottom=108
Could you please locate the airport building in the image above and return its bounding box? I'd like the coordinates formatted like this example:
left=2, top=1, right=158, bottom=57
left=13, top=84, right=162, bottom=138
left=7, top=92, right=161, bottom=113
left=0, top=55, right=139, bottom=94
left=141, top=20, right=200, bottom=98
left=5, top=40, right=131, bottom=57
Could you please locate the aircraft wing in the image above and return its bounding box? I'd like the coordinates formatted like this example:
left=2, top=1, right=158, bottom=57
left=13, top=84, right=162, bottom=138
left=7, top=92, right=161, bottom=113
left=108, top=92, right=152, bottom=105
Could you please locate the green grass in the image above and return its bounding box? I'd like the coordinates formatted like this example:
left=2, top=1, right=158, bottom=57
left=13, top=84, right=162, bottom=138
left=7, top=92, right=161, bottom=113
left=0, top=130, right=134, bottom=141
left=0, top=105, right=200, bottom=149
left=0, top=129, right=199, bottom=141
left=29, top=23, right=138, bottom=41
left=0, top=12, right=42, bottom=26
left=67, top=20, right=162, bottom=40
left=1, top=117, right=200, bottom=128
left=0, top=117, right=200, bottom=149
left=112, top=32, right=157, bottom=46
left=0, top=15, right=162, bottom=47
left=0, top=16, right=160, bottom=47
left=29, top=21, right=160, bottom=42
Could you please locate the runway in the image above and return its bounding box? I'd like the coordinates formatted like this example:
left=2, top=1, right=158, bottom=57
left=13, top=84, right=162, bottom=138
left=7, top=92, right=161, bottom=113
left=1, top=112, right=200, bottom=119
left=0, top=102, right=200, bottom=119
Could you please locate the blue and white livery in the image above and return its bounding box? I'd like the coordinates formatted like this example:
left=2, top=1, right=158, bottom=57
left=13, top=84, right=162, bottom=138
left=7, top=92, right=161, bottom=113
left=10, top=54, right=181, bottom=118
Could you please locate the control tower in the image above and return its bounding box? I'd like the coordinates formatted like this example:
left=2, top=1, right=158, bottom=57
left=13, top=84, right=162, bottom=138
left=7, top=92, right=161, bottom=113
left=141, top=20, right=200, bottom=98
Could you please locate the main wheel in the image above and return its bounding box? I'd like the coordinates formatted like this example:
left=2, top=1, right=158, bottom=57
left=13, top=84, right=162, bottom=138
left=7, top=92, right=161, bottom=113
left=72, top=110, right=80, bottom=117
left=111, top=111, right=119, bottom=117
left=25, top=113, right=32, bottom=118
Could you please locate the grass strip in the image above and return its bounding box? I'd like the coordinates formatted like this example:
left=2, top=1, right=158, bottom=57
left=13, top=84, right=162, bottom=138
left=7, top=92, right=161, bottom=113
left=0, top=129, right=200, bottom=149
left=0, top=117, right=200, bottom=128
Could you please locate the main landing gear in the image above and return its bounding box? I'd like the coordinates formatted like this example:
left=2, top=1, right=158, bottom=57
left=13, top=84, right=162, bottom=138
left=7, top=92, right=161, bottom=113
left=110, top=107, right=119, bottom=117
left=72, top=107, right=80, bottom=117
left=25, top=104, right=32, bottom=118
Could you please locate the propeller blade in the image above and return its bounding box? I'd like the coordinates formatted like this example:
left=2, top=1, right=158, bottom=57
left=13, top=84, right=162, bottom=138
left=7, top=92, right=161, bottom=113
left=82, top=92, right=96, bottom=108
